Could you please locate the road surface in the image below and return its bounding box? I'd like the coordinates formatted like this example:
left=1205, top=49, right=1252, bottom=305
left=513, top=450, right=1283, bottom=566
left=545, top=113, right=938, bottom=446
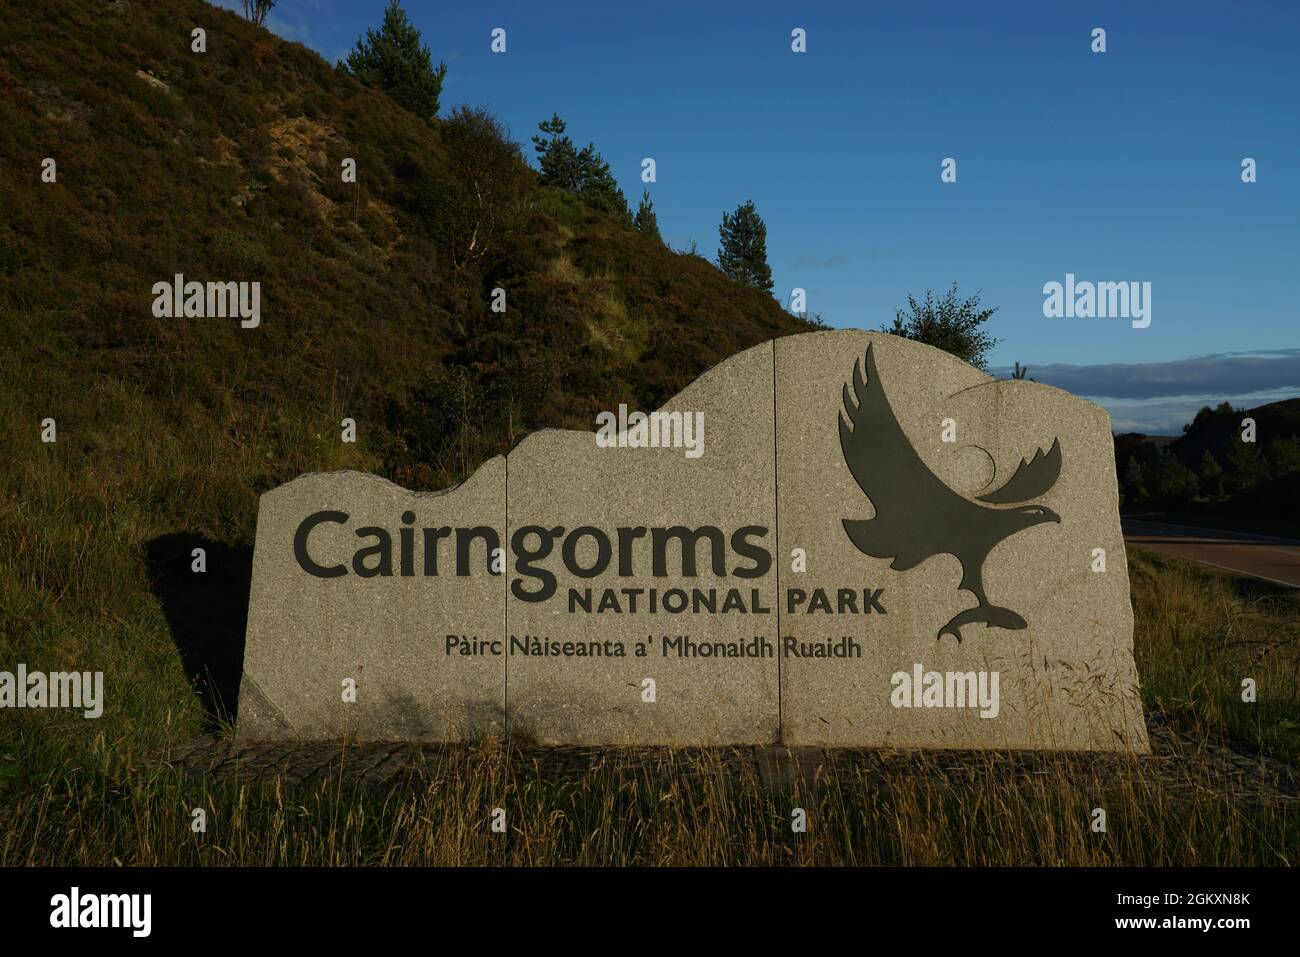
left=1122, top=519, right=1300, bottom=588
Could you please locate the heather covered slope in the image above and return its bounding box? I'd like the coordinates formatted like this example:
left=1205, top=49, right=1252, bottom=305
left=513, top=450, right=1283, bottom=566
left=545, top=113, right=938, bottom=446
left=0, top=0, right=808, bottom=480
left=0, top=0, right=810, bottom=757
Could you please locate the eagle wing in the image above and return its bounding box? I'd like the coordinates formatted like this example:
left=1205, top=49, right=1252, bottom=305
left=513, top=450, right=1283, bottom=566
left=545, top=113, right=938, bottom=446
left=839, top=345, right=966, bottom=565
left=976, top=438, right=1062, bottom=504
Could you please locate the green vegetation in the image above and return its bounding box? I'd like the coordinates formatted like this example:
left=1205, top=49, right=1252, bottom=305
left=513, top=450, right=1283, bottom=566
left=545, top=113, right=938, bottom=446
left=717, top=199, right=773, bottom=293
left=0, top=0, right=810, bottom=487
left=1118, top=401, right=1300, bottom=534
left=1127, top=550, right=1300, bottom=764
left=424, top=105, right=532, bottom=270
left=341, top=0, right=447, bottom=120
left=882, top=283, right=999, bottom=370
left=633, top=189, right=661, bottom=243
left=531, top=113, right=631, bottom=223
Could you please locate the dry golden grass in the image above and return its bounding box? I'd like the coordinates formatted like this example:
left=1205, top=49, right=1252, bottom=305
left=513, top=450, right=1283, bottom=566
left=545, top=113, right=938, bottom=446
left=1128, top=549, right=1300, bottom=762
left=1, top=543, right=1296, bottom=866
left=547, top=254, right=584, bottom=285
left=1, top=732, right=1293, bottom=866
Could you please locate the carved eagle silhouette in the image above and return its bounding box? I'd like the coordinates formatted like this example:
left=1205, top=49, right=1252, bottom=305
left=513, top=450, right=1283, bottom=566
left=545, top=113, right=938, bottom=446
left=839, top=345, right=1062, bottom=641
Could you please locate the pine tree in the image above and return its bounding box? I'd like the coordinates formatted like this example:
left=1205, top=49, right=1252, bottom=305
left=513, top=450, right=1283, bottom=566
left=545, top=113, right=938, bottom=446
left=532, top=114, right=582, bottom=191
left=575, top=143, right=630, bottom=222
left=1183, top=406, right=1214, bottom=434
left=1149, top=450, right=1198, bottom=505
left=1198, top=450, right=1224, bottom=499
left=634, top=189, right=661, bottom=242
left=1266, top=436, right=1300, bottom=475
left=1225, top=437, right=1268, bottom=494
left=717, top=200, right=773, bottom=293
left=1123, top=457, right=1149, bottom=505
left=342, top=1, right=447, bottom=120
left=532, top=115, right=630, bottom=222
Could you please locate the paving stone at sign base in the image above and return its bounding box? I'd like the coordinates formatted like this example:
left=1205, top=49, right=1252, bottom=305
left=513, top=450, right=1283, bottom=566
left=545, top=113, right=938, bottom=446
left=236, top=465, right=506, bottom=742
left=504, top=341, right=780, bottom=745
left=774, top=330, right=1148, bottom=751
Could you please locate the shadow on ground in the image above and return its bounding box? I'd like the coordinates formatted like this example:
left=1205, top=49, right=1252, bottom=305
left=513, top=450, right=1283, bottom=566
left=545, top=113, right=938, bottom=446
left=144, top=533, right=252, bottom=731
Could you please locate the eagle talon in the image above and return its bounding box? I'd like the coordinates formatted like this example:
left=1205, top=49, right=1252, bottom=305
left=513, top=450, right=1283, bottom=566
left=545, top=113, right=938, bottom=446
left=937, top=605, right=1029, bottom=640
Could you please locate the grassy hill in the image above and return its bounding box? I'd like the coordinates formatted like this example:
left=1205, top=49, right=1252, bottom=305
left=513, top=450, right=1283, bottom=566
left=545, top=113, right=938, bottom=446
left=2, top=2, right=1295, bottom=868
left=0, top=0, right=814, bottom=761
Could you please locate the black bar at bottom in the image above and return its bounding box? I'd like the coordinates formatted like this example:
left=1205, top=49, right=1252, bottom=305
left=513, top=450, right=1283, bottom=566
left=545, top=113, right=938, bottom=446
left=0, top=866, right=1278, bottom=942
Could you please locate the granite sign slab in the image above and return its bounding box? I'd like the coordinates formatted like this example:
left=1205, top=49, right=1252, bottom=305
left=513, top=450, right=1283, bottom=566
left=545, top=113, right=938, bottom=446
left=238, top=463, right=506, bottom=741
left=774, top=331, right=1147, bottom=751
left=236, top=330, right=1148, bottom=751
left=505, top=341, right=779, bottom=745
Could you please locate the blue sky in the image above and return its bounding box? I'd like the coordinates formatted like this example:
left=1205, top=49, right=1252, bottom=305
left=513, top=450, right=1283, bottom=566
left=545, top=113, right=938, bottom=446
left=217, top=0, right=1299, bottom=432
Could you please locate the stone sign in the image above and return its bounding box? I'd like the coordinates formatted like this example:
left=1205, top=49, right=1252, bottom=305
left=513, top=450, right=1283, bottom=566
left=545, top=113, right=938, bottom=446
left=238, top=460, right=506, bottom=741
left=236, top=330, right=1149, bottom=751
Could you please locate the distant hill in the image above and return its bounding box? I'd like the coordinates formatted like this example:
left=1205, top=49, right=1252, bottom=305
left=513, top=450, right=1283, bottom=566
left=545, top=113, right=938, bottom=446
left=1114, top=398, right=1300, bottom=534
left=1115, top=398, right=1300, bottom=477
left=1169, top=398, right=1300, bottom=470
